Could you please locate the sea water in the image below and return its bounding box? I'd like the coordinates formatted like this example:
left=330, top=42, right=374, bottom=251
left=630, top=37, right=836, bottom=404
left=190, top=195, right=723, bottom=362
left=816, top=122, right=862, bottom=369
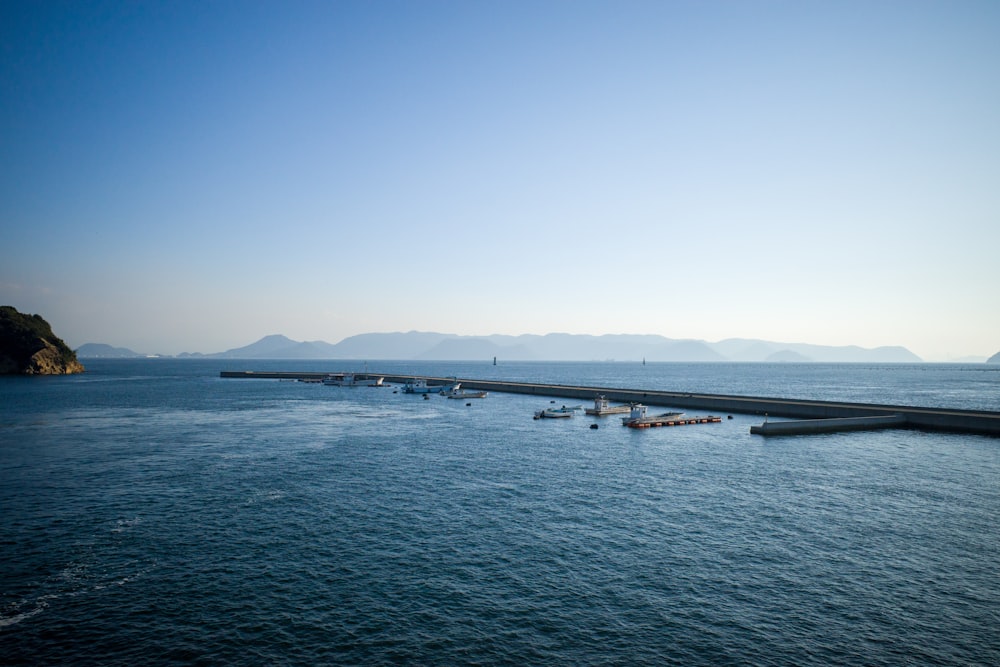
left=1, top=360, right=998, bottom=665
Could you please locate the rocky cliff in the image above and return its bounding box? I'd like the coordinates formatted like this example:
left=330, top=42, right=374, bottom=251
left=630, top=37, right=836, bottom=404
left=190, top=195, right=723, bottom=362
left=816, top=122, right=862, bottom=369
left=0, top=306, right=85, bottom=375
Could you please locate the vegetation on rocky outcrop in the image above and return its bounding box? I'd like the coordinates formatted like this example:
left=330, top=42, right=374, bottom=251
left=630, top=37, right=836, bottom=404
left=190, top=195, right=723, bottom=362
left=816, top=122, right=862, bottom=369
left=0, top=306, right=84, bottom=375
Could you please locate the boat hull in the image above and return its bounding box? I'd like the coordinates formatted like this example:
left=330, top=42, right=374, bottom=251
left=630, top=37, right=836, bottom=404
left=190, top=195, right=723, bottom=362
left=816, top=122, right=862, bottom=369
left=534, top=405, right=582, bottom=419
left=446, top=391, right=488, bottom=399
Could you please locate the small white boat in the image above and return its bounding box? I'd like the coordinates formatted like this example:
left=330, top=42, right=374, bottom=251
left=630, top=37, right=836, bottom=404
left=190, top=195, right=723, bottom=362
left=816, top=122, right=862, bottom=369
left=322, top=373, right=384, bottom=387
left=534, top=405, right=582, bottom=419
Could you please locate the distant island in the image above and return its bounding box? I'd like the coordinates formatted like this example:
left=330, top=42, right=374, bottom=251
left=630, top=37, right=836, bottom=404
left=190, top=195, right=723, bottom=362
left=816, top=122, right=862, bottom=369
left=1, top=306, right=85, bottom=375
left=989, top=351, right=1000, bottom=364
left=79, top=331, right=927, bottom=363
left=75, top=342, right=145, bottom=358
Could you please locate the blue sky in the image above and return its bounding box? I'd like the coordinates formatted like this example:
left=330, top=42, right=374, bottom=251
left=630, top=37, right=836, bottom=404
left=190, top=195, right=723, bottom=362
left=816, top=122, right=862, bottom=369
left=2, top=1, right=998, bottom=360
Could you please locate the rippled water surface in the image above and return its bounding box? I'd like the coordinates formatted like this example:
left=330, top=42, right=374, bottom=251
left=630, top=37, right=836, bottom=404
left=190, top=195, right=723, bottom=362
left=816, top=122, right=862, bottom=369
left=1, top=360, right=998, bottom=665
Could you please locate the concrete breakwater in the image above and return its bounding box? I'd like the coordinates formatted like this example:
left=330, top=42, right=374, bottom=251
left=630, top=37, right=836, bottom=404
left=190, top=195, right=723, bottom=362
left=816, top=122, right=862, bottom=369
left=219, top=371, right=1000, bottom=437
left=749, top=414, right=908, bottom=436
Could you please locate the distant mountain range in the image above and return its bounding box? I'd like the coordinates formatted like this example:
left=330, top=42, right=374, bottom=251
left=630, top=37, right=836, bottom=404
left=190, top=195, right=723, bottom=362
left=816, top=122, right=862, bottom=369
left=78, top=332, right=927, bottom=362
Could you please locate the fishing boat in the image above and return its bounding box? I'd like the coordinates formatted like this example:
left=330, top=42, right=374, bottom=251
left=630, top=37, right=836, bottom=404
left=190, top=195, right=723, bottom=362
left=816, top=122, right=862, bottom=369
left=322, top=373, right=384, bottom=387
left=402, top=379, right=452, bottom=394
left=534, top=405, right=582, bottom=419
left=445, top=387, right=488, bottom=399
left=584, top=395, right=632, bottom=416
left=620, top=404, right=683, bottom=425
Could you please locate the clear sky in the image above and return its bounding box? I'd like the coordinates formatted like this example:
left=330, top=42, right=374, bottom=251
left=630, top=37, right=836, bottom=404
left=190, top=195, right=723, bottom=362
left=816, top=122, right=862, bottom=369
left=2, top=1, right=998, bottom=361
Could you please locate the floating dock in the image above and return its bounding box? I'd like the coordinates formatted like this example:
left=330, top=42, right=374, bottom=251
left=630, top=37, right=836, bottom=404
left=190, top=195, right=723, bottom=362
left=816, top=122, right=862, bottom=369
left=219, top=372, right=1000, bottom=437
left=625, top=415, right=723, bottom=429
left=618, top=403, right=723, bottom=429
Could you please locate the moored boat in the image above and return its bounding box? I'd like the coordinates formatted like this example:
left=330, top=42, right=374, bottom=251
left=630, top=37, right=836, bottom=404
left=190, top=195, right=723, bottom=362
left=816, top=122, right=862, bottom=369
left=402, top=379, right=451, bottom=394
left=445, top=388, right=488, bottom=399
left=584, top=395, right=632, bottom=416
left=322, top=373, right=384, bottom=387
left=620, top=404, right=683, bottom=425
left=534, top=405, right=582, bottom=419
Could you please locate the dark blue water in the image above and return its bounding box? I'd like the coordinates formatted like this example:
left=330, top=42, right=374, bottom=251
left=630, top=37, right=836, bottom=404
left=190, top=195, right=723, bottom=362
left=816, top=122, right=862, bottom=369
left=2, top=360, right=998, bottom=665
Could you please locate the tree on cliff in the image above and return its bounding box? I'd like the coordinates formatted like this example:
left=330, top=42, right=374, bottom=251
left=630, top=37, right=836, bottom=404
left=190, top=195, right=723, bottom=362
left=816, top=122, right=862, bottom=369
left=0, top=306, right=85, bottom=375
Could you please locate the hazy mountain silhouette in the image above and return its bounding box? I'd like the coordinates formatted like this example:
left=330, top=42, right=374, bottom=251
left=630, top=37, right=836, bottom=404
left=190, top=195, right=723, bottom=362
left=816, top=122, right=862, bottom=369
left=82, top=331, right=928, bottom=362
left=415, top=337, right=536, bottom=361
left=333, top=331, right=454, bottom=359
left=764, top=349, right=812, bottom=362
left=208, top=334, right=343, bottom=359
left=174, top=331, right=923, bottom=362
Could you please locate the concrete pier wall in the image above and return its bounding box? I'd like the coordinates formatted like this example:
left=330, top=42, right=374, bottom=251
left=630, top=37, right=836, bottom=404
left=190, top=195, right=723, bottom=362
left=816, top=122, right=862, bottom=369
left=219, top=372, right=1000, bottom=437
left=749, top=415, right=908, bottom=436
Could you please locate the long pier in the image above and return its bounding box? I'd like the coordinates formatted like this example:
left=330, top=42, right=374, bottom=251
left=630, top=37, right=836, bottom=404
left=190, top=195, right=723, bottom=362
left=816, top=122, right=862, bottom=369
left=219, top=372, right=1000, bottom=437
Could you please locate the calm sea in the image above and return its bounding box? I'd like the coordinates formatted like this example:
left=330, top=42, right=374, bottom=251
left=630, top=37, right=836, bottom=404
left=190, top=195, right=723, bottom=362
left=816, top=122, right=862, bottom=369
left=1, top=360, right=998, bottom=665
